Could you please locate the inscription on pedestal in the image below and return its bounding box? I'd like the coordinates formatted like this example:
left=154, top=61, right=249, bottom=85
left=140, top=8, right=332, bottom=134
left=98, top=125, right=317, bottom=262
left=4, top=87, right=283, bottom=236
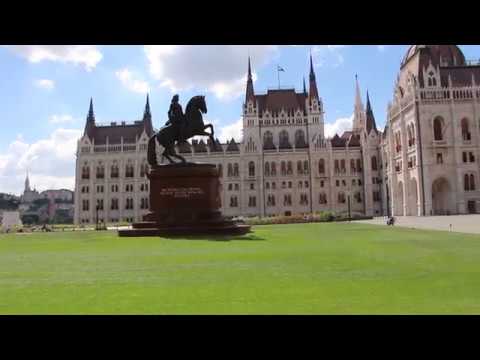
left=160, top=187, right=205, bottom=199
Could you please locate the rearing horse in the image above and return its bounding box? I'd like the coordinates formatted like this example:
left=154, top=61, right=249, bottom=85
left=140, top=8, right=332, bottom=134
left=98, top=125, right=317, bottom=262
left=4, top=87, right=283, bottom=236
left=147, top=95, right=215, bottom=166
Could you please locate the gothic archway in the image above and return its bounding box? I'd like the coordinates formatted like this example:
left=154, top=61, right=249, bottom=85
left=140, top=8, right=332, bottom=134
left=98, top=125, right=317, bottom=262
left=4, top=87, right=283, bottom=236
left=407, top=178, right=419, bottom=216
left=432, top=177, right=454, bottom=215
left=395, top=181, right=404, bottom=216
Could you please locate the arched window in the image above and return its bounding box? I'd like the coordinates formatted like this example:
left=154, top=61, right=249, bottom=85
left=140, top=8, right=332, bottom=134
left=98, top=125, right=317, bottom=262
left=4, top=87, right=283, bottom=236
left=125, top=163, right=134, bottom=178
left=82, top=165, right=90, bottom=179
left=465, top=174, right=470, bottom=191
left=287, top=161, right=293, bottom=175
left=338, top=192, right=346, bottom=204
left=96, top=164, right=105, bottom=179
left=470, top=174, right=476, bottom=191
left=297, top=160, right=303, bottom=175
left=319, top=193, right=327, bottom=204
left=281, top=161, right=286, bottom=176
left=227, top=163, right=233, bottom=177
left=350, top=159, right=355, bottom=173
left=433, top=117, right=443, bottom=141
left=319, top=159, right=325, bottom=174
left=304, top=161, right=309, bottom=174
left=356, top=159, right=362, bottom=171
left=248, top=161, right=255, bottom=177
left=295, top=129, right=307, bottom=148
left=461, top=118, right=471, bottom=141
left=355, top=192, right=362, bottom=203
left=271, top=162, right=277, bottom=176
left=371, top=156, right=378, bottom=171
left=140, top=162, right=148, bottom=178
left=340, top=159, right=346, bottom=173
left=263, top=131, right=275, bottom=150
left=279, top=130, right=291, bottom=149
left=233, top=163, right=239, bottom=177
left=264, top=162, right=270, bottom=176
left=110, top=163, right=119, bottom=178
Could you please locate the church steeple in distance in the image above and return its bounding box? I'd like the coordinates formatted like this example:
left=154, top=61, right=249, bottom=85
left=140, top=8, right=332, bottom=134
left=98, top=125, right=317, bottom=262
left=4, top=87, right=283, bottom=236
left=309, top=54, right=319, bottom=100
left=25, top=170, right=31, bottom=192
left=245, top=56, right=255, bottom=102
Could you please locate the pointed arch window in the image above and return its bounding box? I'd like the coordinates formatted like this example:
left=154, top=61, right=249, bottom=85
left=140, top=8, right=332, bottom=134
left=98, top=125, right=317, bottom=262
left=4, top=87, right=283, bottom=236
left=248, top=161, right=255, bottom=177
left=279, top=130, right=291, bottom=149
left=461, top=118, right=471, bottom=141
left=433, top=117, right=444, bottom=141
left=271, top=162, right=277, bottom=176
left=319, top=159, right=325, bottom=174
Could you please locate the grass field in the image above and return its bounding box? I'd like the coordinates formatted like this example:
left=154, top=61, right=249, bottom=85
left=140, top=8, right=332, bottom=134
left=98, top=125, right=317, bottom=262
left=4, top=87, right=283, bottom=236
left=1, top=222, right=480, bottom=314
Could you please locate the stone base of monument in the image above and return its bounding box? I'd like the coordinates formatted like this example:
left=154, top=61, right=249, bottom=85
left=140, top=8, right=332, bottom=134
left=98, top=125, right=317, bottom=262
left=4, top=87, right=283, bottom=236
left=118, top=163, right=251, bottom=238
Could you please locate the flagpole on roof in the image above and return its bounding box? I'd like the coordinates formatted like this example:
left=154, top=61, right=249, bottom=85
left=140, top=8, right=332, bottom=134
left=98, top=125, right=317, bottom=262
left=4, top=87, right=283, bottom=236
left=277, top=64, right=280, bottom=89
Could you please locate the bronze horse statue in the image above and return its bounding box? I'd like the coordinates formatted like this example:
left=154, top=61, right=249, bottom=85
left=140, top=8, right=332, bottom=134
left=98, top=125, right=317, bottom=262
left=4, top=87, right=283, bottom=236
left=147, top=95, right=215, bottom=165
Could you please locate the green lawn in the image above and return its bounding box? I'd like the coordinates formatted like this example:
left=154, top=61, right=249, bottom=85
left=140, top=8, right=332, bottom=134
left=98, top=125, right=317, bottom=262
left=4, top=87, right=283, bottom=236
left=1, top=223, right=480, bottom=314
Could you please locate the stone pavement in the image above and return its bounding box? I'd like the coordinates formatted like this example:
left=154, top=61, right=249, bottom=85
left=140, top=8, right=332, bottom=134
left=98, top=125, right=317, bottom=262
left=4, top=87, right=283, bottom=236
left=356, top=215, right=480, bottom=235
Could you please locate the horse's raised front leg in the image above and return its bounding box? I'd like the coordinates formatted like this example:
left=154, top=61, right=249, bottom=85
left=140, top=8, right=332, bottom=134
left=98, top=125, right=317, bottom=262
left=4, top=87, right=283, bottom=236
left=162, top=148, right=174, bottom=164
left=204, top=124, right=214, bottom=137
left=168, top=143, right=187, bottom=164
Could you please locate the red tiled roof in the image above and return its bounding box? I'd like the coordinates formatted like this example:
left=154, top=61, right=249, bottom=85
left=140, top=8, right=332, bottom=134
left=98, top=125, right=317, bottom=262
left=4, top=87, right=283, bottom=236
left=440, top=66, right=480, bottom=87
left=91, top=122, right=148, bottom=145
left=255, top=89, right=307, bottom=114
left=331, top=134, right=347, bottom=148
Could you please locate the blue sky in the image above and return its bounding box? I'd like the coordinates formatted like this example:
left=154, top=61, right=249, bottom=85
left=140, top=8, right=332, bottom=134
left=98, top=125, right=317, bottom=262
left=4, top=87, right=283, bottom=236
left=1, top=45, right=480, bottom=195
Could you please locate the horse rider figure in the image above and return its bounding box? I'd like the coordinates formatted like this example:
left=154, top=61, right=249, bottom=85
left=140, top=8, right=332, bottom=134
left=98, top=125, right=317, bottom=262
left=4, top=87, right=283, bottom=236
left=166, top=94, right=187, bottom=143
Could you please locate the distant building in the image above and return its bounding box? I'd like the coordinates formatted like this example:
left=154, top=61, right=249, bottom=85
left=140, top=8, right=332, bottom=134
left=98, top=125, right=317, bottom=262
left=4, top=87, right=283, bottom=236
left=18, top=173, right=74, bottom=224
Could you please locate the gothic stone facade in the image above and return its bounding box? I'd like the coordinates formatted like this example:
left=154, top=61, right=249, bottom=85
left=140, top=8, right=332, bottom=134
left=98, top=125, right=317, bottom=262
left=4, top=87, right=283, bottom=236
left=74, top=55, right=384, bottom=225
left=381, top=45, right=480, bottom=217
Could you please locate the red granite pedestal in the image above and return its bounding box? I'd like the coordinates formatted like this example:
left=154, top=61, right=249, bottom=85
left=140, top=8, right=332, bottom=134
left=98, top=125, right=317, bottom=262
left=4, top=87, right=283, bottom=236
left=118, top=163, right=251, bottom=237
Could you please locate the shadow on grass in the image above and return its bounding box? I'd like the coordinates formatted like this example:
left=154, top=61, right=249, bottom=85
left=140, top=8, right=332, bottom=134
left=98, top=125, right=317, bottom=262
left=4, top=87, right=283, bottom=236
left=161, top=233, right=266, bottom=242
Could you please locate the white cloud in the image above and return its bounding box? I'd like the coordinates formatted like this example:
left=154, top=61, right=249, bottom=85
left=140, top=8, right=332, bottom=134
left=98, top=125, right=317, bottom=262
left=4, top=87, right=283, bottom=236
left=312, top=45, right=348, bottom=67
left=4, top=45, right=102, bottom=71
left=218, top=118, right=243, bottom=142
left=48, top=114, right=75, bottom=124
left=144, top=45, right=277, bottom=101
left=325, top=114, right=354, bottom=138
left=115, top=68, right=150, bottom=94
left=377, top=45, right=389, bottom=52
left=34, top=79, right=55, bottom=90
left=0, top=128, right=81, bottom=195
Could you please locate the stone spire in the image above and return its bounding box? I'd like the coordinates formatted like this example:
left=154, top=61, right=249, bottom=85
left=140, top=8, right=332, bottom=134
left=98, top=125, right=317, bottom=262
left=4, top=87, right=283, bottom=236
left=87, top=98, right=95, bottom=123
left=84, top=97, right=96, bottom=138
left=303, top=76, right=307, bottom=95
left=365, top=91, right=378, bottom=134
left=143, top=93, right=154, bottom=136
left=353, top=74, right=365, bottom=132
left=25, top=170, right=31, bottom=193
left=245, top=57, right=255, bottom=102
left=309, top=54, right=319, bottom=101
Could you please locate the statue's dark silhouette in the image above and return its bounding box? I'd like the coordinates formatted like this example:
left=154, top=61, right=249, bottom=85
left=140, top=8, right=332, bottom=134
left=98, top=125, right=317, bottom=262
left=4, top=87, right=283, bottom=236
left=147, top=95, right=215, bottom=165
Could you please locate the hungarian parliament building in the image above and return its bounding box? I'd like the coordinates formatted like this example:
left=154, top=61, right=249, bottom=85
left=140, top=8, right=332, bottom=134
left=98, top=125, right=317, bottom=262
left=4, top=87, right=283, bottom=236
left=74, top=45, right=480, bottom=225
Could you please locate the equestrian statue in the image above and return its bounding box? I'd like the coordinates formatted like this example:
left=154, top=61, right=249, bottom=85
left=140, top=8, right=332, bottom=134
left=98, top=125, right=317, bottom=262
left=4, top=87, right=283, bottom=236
left=147, top=94, right=215, bottom=166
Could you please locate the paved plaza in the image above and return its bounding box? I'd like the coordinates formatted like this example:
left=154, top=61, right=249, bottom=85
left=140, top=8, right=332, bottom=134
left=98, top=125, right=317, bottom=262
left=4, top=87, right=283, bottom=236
left=357, top=215, right=480, bottom=235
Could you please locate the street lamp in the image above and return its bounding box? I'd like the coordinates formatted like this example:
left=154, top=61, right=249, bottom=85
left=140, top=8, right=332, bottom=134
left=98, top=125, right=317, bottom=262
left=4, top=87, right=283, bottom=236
left=347, top=193, right=351, bottom=222
left=96, top=204, right=99, bottom=230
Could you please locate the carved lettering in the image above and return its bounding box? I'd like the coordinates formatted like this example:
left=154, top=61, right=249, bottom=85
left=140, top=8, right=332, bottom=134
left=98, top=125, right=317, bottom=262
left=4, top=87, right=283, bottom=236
left=159, top=187, right=205, bottom=199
